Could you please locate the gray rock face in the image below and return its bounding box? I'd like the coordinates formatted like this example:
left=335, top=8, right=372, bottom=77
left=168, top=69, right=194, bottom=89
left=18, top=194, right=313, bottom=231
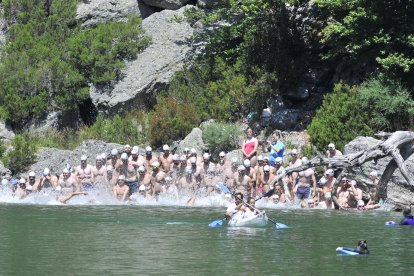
left=27, top=140, right=124, bottom=176
left=143, top=0, right=189, bottom=10
left=0, top=160, right=11, bottom=176
left=344, top=136, right=414, bottom=207
left=176, top=128, right=206, bottom=155
left=0, top=121, right=15, bottom=141
left=76, top=0, right=155, bottom=27
left=91, top=6, right=198, bottom=115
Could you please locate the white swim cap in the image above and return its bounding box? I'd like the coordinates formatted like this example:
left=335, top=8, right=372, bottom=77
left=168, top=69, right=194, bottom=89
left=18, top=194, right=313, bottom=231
left=203, top=153, right=210, bottom=160
left=139, top=184, right=146, bottom=191
left=184, top=147, right=190, bottom=153
left=370, top=170, right=378, bottom=177
left=231, top=157, right=238, bottom=164
left=275, top=157, right=283, bottom=164
left=131, top=149, right=138, bottom=155
left=55, top=186, right=62, bottom=191
left=29, top=171, right=35, bottom=177
left=133, top=146, right=139, bottom=152
left=118, top=175, right=125, bottom=180
left=163, top=145, right=170, bottom=151
left=43, top=168, right=50, bottom=176
left=325, top=169, right=334, bottom=176
left=290, top=149, right=298, bottom=155
left=145, top=146, right=152, bottom=152
left=190, top=157, right=197, bottom=164
left=190, top=148, right=197, bottom=154
left=165, top=176, right=172, bottom=182
left=81, top=154, right=87, bottom=161
left=101, top=153, right=107, bottom=160
left=96, top=155, right=101, bottom=160
left=263, top=155, right=269, bottom=160
left=173, top=154, right=180, bottom=161
left=351, top=180, right=356, bottom=186
left=124, top=144, right=131, bottom=150
left=1, top=179, right=8, bottom=185
left=121, top=153, right=128, bottom=160
left=243, top=159, right=251, bottom=167
left=180, top=155, right=187, bottom=161
left=111, top=149, right=118, bottom=156
left=319, top=176, right=327, bottom=185
left=19, top=178, right=26, bottom=184
left=151, top=161, right=160, bottom=168
left=224, top=194, right=231, bottom=199
left=106, top=165, right=114, bottom=172
left=272, top=194, right=279, bottom=199
left=357, top=199, right=365, bottom=207
left=328, top=143, right=335, bottom=149
left=137, top=166, right=145, bottom=172
left=263, top=165, right=270, bottom=172
left=219, top=151, right=226, bottom=157
left=238, top=165, right=246, bottom=171
left=63, top=168, right=69, bottom=174
left=257, top=155, right=263, bottom=161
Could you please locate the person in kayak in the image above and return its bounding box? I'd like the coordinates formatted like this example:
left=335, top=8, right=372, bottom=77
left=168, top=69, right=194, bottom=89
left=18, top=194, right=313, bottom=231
left=225, top=192, right=244, bottom=220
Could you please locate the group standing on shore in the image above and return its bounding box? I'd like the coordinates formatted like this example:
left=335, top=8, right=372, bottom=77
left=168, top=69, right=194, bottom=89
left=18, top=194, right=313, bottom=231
left=0, top=129, right=381, bottom=209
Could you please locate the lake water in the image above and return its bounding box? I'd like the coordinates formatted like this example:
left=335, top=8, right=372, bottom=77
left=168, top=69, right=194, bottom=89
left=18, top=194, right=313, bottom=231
left=0, top=202, right=412, bottom=275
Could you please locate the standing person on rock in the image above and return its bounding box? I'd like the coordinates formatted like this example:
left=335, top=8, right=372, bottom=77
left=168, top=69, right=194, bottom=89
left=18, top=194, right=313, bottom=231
left=159, top=145, right=173, bottom=173
left=137, top=166, right=153, bottom=197
left=150, top=161, right=166, bottom=200
left=75, top=155, right=94, bottom=190
left=92, top=155, right=106, bottom=189
left=366, top=170, right=380, bottom=208
left=38, top=168, right=59, bottom=190
left=268, top=131, right=284, bottom=168
left=107, top=149, right=122, bottom=173
left=326, top=143, right=342, bottom=158
left=242, top=127, right=259, bottom=167
left=144, top=146, right=158, bottom=172
left=112, top=175, right=130, bottom=202
left=58, top=168, right=80, bottom=194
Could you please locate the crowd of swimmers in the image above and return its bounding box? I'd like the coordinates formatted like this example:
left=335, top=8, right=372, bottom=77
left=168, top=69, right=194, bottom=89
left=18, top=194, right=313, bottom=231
left=0, top=129, right=383, bottom=209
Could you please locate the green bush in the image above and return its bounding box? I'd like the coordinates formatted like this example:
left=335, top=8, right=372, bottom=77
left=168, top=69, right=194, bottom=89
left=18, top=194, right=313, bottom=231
left=358, top=79, right=414, bottom=131
left=148, top=97, right=201, bottom=147
left=0, top=0, right=149, bottom=129
left=79, top=114, right=147, bottom=146
left=3, top=134, right=37, bottom=174
left=201, top=122, right=244, bottom=159
left=308, top=83, right=374, bottom=151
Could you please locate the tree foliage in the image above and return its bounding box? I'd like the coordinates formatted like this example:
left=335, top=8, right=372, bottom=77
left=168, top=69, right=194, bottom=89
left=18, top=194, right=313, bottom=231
left=3, top=134, right=37, bottom=174
left=201, top=122, right=243, bottom=159
left=308, top=83, right=373, bottom=151
left=0, top=0, right=149, bottom=129
left=315, top=0, right=414, bottom=86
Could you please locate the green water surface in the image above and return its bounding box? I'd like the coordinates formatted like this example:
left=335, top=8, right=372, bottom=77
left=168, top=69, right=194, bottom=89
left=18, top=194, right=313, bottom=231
left=0, top=205, right=412, bottom=275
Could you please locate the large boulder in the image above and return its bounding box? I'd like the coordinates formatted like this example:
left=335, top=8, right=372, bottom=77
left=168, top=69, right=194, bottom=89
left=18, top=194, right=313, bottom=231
left=0, top=160, right=11, bottom=176
left=91, top=6, right=199, bottom=115
left=76, top=0, right=157, bottom=26
left=143, top=0, right=189, bottom=10
left=176, top=128, right=206, bottom=156
left=344, top=136, right=414, bottom=207
left=27, top=140, right=123, bottom=176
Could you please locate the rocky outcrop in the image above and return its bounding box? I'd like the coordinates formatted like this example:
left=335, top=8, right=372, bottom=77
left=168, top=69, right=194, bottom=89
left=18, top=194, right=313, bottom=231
left=344, top=136, right=414, bottom=207
left=91, top=6, right=198, bottom=115
left=0, top=160, right=10, bottom=176
left=0, top=121, right=15, bottom=141
left=143, top=0, right=190, bottom=10
left=176, top=128, right=206, bottom=155
left=76, top=0, right=157, bottom=26
left=27, top=140, right=124, bottom=176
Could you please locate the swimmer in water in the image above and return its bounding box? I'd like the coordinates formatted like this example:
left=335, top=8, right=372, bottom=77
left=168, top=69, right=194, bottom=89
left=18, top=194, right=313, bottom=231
left=336, top=240, right=369, bottom=254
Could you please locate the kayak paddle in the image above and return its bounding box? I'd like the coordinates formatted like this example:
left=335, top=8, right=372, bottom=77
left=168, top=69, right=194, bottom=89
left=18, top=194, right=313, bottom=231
left=255, top=189, right=275, bottom=201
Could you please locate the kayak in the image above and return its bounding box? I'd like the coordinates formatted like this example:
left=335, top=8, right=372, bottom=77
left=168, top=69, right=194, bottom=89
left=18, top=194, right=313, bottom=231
left=228, top=212, right=268, bottom=227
